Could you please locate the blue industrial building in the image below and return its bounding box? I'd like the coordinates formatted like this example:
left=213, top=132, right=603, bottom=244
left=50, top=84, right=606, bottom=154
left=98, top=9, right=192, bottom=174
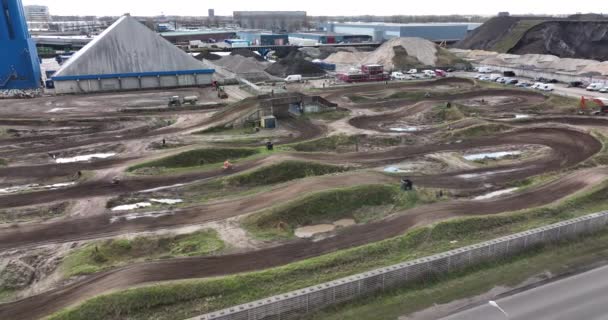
left=323, top=22, right=481, bottom=42
left=237, top=31, right=289, bottom=46
left=288, top=32, right=372, bottom=44
left=0, top=0, right=42, bottom=90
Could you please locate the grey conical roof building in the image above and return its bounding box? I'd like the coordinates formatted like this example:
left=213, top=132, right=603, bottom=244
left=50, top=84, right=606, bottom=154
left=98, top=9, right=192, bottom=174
left=53, top=15, right=214, bottom=94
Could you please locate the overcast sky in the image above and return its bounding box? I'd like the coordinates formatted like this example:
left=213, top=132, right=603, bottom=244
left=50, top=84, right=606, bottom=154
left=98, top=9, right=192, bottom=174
left=22, top=0, right=602, bottom=17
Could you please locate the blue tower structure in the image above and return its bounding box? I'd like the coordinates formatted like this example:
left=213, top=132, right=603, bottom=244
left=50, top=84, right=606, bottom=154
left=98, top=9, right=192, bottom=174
left=0, top=0, right=41, bottom=89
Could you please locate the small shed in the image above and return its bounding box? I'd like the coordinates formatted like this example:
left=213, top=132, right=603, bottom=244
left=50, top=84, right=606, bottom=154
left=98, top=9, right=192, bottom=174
left=261, top=116, right=277, bottom=129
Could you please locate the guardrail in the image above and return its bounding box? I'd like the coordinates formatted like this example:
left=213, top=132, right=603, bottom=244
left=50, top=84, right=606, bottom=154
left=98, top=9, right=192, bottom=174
left=189, top=210, right=608, bottom=320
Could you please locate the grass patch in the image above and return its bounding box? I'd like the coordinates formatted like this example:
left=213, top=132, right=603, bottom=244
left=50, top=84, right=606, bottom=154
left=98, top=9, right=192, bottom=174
left=242, top=185, right=437, bottom=240
left=193, top=124, right=257, bottom=135
left=436, top=47, right=472, bottom=69
left=290, top=134, right=401, bottom=152
left=304, top=110, right=351, bottom=121
left=128, top=148, right=259, bottom=172
left=226, top=161, right=348, bottom=187
left=449, top=123, right=512, bottom=139
left=61, top=230, right=224, bottom=277
left=492, top=20, right=545, bottom=53
left=427, top=104, right=465, bottom=123
left=47, top=181, right=608, bottom=320
left=0, top=202, right=68, bottom=224
left=0, top=158, right=6, bottom=167
left=532, top=94, right=579, bottom=113
left=347, top=95, right=373, bottom=103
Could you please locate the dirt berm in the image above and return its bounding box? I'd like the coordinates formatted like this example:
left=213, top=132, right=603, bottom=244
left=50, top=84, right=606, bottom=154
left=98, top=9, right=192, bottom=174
left=455, top=16, right=608, bottom=60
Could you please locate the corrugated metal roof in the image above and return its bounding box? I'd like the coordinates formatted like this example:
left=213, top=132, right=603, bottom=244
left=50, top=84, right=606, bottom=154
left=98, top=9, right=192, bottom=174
left=54, top=15, right=210, bottom=77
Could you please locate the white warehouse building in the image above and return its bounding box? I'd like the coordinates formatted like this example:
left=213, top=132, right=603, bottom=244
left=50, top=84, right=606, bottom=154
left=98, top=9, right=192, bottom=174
left=52, top=15, right=214, bottom=94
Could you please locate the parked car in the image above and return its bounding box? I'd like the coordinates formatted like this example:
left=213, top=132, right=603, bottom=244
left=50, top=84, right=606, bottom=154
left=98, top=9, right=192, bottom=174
left=531, top=82, right=544, bottom=89
left=285, top=74, right=302, bottom=83
left=496, top=77, right=506, bottom=83
left=505, top=78, right=519, bottom=85
left=423, top=70, right=436, bottom=77
left=587, top=83, right=605, bottom=91
left=477, top=67, right=493, bottom=73
left=391, top=72, right=412, bottom=80
left=516, top=82, right=531, bottom=88
left=474, top=74, right=484, bottom=79
left=600, top=87, right=608, bottom=93
left=479, top=76, right=491, bottom=81
left=406, top=69, right=418, bottom=74
left=489, top=73, right=501, bottom=81
left=568, top=81, right=584, bottom=88
left=503, top=71, right=516, bottom=77
left=539, top=84, right=554, bottom=91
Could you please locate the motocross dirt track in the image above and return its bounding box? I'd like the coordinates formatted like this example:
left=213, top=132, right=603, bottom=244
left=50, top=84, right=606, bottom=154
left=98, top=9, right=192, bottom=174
left=0, top=79, right=605, bottom=320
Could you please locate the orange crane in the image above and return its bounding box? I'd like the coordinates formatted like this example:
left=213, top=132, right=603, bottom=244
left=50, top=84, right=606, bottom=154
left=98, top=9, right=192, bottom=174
left=579, top=96, right=608, bottom=115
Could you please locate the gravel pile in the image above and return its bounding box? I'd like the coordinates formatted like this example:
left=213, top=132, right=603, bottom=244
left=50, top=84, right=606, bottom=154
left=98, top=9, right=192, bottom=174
left=361, top=37, right=438, bottom=69
left=324, top=51, right=369, bottom=65
left=231, top=49, right=266, bottom=62
left=212, top=55, right=270, bottom=74
left=266, top=50, right=326, bottom=77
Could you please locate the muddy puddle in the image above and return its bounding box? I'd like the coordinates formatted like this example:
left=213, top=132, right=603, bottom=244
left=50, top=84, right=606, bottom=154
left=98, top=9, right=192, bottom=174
left=295, top=218, right=356, bottom=239
left=111, top=198, right=183, bottom=211
left=464, top=151, right=521, bottom=161
left=389, top=126, right=420, bottom=132
left=55, top=153, right=116, bottom=163
left=474, top=188, right=518, bottom=200
left=0, top=182, right=75, bottom=194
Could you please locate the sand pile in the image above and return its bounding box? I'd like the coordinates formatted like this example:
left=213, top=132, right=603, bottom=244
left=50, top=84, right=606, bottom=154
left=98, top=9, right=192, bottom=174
left=324, top=51, right=369, bottom=65
left=212, top=55, right=270, bottom=74
left=361, top=37, right=438, bottom=69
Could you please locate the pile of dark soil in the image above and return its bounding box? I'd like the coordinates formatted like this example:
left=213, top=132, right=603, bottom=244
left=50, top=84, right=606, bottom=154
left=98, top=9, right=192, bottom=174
left=265, top=50, right=326, bottom=77
left=195, top=52, right=221, bottom=61
left=231, top=49, right=266, bottom=62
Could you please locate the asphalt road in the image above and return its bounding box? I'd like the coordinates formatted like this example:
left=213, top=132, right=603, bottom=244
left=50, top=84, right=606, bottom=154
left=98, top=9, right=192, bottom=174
left=440, top=264, right=608, bottom=320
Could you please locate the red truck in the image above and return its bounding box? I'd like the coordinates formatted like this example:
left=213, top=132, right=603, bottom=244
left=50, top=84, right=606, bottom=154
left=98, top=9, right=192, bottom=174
left=337, top=64, right=390, bottom=83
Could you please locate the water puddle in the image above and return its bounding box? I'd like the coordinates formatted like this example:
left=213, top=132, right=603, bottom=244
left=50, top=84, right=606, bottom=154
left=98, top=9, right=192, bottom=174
left=55, top=153, right=116, bottom=163
left=474, top=188, right=518, bottom=200
left=389, top=126, right=419, bottom=132
left=150, top=199, right=183, bottom=205
left=458, top=168, right=520, bottom=179
left=110, top=211, right=174, bottom=223
left=383, top=166, right=410, bottom=173
left=47, top=107, right=76, bottom=113
left=295, top=218, right=356, bottom=239
left=0, top=182, right=76, bottom=194
left=111, top=202, right=152, bottom=211
left=514, top=114, right=531, bottom=119
left=464, top=151, right=521, bottom=161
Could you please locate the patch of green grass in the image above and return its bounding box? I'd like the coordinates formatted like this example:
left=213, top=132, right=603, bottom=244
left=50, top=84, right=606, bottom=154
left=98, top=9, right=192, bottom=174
left=61, top=230, right=224, bottom=277
left=193, top=124, right=257, bottom=135
left=304, top=110, right=351, bottom=121
left=428, top=104, right=465, bottom=123
left=242, top=185, right=437, bottom=240
left=0, top=158, right=7, bottom=167
left=532, top=94, right=579, bottom=113
left=492, top=20, right=545, bottom=53
left=290, top=134, right=401, bottom=152
left=128, top=148, right=259, bottom=172
left=226, top=160, right=348, bottom=187
left=449, top=123, right=512, bottom=139
left=0, top=202, right=68, bottom=224
left=48, top=181, right=608, bottom=320
left=436, top=47, right=472, bottom=69
left=347, top=95, right=373, bottom=103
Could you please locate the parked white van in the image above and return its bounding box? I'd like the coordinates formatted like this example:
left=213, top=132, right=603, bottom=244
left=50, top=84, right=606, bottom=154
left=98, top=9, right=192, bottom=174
left=477, top=67, right=493, bottom=73
left=587, top=83, right=604, bottom=91
left=406, top=69, right=418, bottom=74
left=285, top=75, right=302, bottom=83
left=391, top=72, right=411, bottom=80
left=423, top=70, right=436, bottom=77
left=539, top=84, right=554, bottom=91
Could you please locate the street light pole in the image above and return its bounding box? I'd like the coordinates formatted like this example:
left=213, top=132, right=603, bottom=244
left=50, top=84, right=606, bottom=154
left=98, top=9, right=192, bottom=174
left=488, top=300, right=509, bottom=319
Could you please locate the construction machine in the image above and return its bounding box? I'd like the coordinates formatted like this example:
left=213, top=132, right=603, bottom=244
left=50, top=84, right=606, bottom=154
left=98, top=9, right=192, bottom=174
left=168, top=96, right=181, bottom=107
left=579, top=96, right=608, bottom=115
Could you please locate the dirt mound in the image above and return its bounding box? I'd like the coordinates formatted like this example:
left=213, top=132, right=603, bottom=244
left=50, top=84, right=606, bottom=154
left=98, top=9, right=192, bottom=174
left=266, top=50, right=326, bottom=77
left=511, top=21, right=608, bottom=61
left=195, top=52, right=221, bottom=61
left=456, top=17, right=608, bottom=61
left=231, top=49, right=266, bottom=62
left=324, top=51, right=369, bottom=65
left=361, top=37, right=438, bottom=70
left=211, top=55, right=271, bottom=74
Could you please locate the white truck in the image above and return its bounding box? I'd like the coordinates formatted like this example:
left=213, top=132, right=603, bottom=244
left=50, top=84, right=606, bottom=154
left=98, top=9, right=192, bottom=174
left=587, top=83, right=605, bottom=91
left=406, top=69, right=418, bottom=74
left=285, top=74, right=302, bottom=83
left=423, top=70, right=436, bottom=78
left=391, top=72, right=412, bottom=80
left=477, top=66, right=493, bottom=73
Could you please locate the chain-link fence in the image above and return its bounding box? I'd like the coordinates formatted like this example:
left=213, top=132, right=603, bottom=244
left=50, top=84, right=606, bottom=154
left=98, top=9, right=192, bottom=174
left=190, top=210, right=608, bottom=320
